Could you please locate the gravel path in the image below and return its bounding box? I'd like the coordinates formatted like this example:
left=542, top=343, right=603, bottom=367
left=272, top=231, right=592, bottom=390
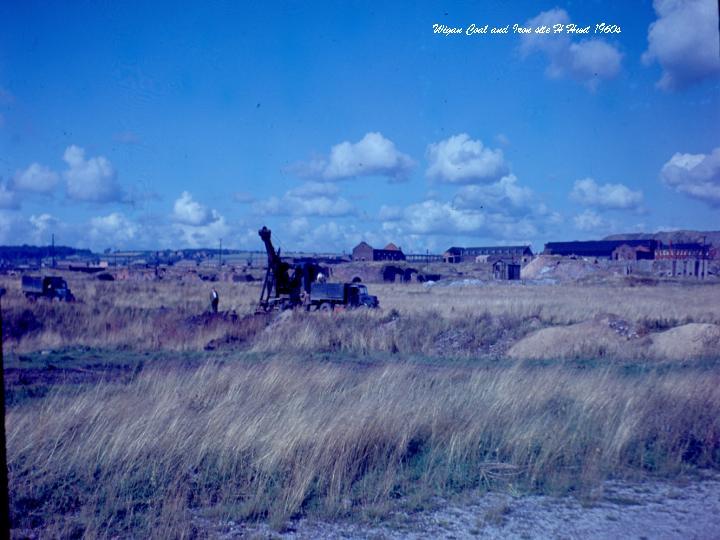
left=206, top=474, right=720, bottom=539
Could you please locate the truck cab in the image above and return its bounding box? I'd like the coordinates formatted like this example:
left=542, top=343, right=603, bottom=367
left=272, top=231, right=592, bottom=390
left=22, top=275, right=75, bottom=302
left=346, top=284, right=378, bottom=308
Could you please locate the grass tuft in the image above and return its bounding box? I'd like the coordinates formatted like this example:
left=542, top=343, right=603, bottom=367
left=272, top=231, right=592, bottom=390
left=8, top=357, right=720, bottom=535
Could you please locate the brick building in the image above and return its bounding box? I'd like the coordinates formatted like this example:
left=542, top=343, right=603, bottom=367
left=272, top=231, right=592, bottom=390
left=443, top=245, right=533, bottom=264
left=352, top=241, right=406, bottom=262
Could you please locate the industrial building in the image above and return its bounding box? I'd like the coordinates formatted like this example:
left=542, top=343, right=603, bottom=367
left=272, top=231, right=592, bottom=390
left=352, top=241, right=406, bottom=262
left=493, top=260, right=521, bottom=280
left=443, top=245, right=533, bottom=264
left=611, top=244, right=654, bottom=261
left=654, top=243, right=711, bottom=260
left=543, top=240, right=659, bottom=259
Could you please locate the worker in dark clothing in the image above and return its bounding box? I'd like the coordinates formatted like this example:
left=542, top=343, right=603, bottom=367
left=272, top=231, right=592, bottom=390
left=210, top=287, right=219, bottom=313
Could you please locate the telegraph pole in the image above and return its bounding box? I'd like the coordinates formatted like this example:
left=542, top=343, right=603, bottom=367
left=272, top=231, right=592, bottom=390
left=0, top=287, right=10, bottom=539
left=219, top=238, right=222, bottom=268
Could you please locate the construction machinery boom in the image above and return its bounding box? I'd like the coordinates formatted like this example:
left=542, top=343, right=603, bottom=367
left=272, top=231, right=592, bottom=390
left=257, top=226, right=325, bottom=311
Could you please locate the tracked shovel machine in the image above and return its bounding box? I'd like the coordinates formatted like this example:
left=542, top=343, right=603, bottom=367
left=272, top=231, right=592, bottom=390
left=256, top=226, right=325, bottom=312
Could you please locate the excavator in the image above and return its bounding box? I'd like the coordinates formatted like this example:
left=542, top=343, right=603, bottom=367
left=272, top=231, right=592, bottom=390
left=256, top=226, right=378, bottom=312
left=256, top=226, right=325, bottom=312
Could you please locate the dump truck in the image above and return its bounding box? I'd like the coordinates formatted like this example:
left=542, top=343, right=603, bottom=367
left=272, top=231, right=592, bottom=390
left=309, top=282, right=379, bottom=311
left=21, top=275, right=75, bottom=302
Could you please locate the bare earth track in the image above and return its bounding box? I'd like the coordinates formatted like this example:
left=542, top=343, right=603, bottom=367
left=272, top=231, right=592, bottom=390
left=204, top=474, right=720, bottom=539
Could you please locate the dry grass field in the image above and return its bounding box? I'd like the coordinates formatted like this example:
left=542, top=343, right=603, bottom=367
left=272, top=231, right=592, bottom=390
left=2, top=273, right=720, bottom=538
left=3, top=275, right=719, bottom=356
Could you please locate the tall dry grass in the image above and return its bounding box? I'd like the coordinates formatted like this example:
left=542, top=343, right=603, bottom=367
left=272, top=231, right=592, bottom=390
left=375, top=282, right=720, bottom=326
left=0, top=276, right=262, bottom=352
left=251, top=309, right=532, bottom=358
left=3, top=275, right=720, bottom=356
left=8, top=358, right=720, bottom=537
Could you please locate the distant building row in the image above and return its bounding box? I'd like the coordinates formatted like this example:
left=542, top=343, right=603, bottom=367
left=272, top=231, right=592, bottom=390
left=544, top=240, right=713, bottom=260
left=351, top=238, right=716, bottom=266
left=351, top=242, right=535, bottom=264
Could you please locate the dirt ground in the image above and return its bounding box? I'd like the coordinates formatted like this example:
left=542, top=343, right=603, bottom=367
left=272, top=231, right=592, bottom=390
left=507, top=318, right=720, bottom=361
left=202, top=474, right=720, bottom=539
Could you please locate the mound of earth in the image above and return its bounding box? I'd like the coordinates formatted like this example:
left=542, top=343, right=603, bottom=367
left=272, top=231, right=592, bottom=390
left=648, top=323, right=720, bottom=360
left=508, top=318, right=720, bottom=361
left=521, top=255, right=613, bottom=282
left=506, top=318, right=630, bottom=360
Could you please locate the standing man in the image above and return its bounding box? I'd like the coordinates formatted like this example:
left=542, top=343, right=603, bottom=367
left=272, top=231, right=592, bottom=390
left=210, top=287, right=219, bottom=313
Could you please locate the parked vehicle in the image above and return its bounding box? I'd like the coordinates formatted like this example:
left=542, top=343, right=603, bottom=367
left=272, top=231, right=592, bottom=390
left=309, top=282, right=379, bottom=311
left=21, top=275, right=75, bottom=302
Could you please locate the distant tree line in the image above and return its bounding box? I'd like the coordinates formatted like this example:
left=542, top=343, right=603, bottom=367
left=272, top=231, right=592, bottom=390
left=0, top=245, right=92, bottom=261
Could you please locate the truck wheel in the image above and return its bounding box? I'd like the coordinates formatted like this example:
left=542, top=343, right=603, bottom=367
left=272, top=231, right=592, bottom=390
left=320, top=302, right=333, bottom=312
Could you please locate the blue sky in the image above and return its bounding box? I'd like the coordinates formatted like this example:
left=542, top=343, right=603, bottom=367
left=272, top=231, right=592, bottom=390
left=1, top=0, right=719, bottom=253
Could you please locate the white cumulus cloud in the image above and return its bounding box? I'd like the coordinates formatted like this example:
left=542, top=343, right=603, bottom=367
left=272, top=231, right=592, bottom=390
left=63, top=145, right=124, bottom=203
left=378, top=205, right=403, bottom=221
left=253, top=182, right=354, bottom=217
left=173, top=191, right=216, bottom=226
left=573, top=209, right=609, bottom=231
left=13, top=163, right=59, bottom=193
left=381, top=166, right=560, bottom=247
left=175, top=216, right=230, bottom=248
left=570, top=178, right=643, bottom=210
left=0, top=212, right=61, bottom=244
left=426, top=134, right=508, bottom=184
left=381, top=199, right=547, bottom=243
left=454, top=174, right=535, bottom=212
left=282, top=216, right=372, bottom=253
left=0, top=182, right=18, bottom=209
left=660, top=147, right=720, bottom=206
left=642, top=0, right=720, bottom=91
left=29, top=213, right=57, bottom=234
left=386, top=200, right=487, bottom=236
left=567, top=40, right=624, bottom=82
left=89, top=212, right=139, bottom=246
left=290, top=132, right=415, bottom=181
left=521, top=8, right=622, bottom=89
left=171, top=191, right=230, bottom=248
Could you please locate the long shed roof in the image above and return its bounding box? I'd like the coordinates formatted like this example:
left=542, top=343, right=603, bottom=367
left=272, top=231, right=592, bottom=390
left=445, top=246, right=533, bottom=256
left=544, top=240, right=659, bottom=257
